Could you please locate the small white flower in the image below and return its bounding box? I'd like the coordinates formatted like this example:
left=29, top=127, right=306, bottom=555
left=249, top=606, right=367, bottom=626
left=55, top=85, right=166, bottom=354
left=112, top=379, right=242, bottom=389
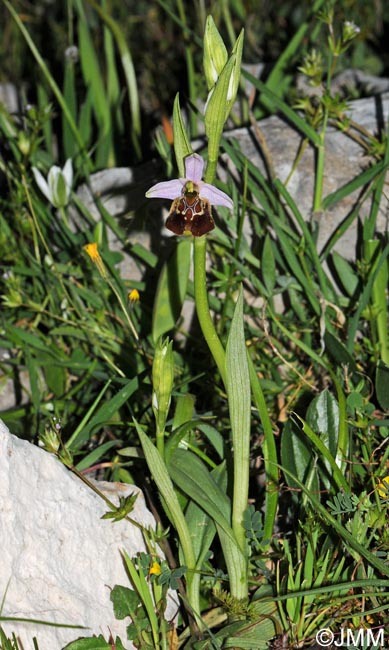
left=32, top=159, right=73, bottom=208
left=342, top=20, right=361, bottom=44
left=344, top=20, right=360, bottom=34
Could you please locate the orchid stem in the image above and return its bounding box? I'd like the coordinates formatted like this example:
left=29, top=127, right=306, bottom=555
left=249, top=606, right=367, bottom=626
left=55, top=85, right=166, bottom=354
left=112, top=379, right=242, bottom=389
left=203, top=157, right=218, bottom=185
left=193, top=236, right=226, bottom=387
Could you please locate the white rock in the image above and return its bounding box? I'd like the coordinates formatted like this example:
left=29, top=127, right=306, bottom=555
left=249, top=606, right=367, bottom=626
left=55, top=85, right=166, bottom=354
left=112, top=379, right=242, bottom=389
left=0, top=419, right=177, bottom=650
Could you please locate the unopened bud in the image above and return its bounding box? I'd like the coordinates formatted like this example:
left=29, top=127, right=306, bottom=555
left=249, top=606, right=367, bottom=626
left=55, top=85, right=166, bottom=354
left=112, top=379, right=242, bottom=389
left=203, top=16, right=228, bottom=90
left=39, top=417, right=62, bottom=454
left=152, top=337, right=174, bottom=434
left=18, top=132, right=32, bottom=157
left=39, top=428, right=61, bottom=454
left=204, top=27, right=244, bottom=154
left=225, top=29, right=244, bottom=110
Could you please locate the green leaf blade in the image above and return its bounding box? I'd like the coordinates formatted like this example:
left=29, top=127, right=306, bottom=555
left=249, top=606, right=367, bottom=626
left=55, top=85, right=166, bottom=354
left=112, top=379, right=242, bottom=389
left=226, top=287, right=250, bottom=554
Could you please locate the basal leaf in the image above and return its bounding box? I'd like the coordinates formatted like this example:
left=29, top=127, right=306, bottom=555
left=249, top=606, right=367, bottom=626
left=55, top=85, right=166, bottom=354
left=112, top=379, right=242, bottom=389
left=226, top=286, right=250, bottom=553
left=331, top=251, right=358, bottom=297
left=169, top=448, right=232, bottom=526
left=280, top=417, right=319, bottom=495
left=110, top=585, right=139, bottom=619
left=63, top=634, right=115, bottom=649
left=306, top=389, right=339, bottom=482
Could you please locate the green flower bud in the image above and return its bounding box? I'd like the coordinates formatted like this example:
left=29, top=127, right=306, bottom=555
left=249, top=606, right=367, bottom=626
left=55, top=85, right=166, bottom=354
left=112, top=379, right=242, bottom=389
left=18, top=131, right=32, bottom=157
left=204, top=27, right=244, bottom=164
left=152, top=337, right=174, bottom=434
left=203, top=16, right=228, bottom=90
left=39, top=417, right=62, bottom=454
left=225, top=28, right=244, bottom=116
left=39, top=428, right=61, bottom=454
left=204, top=55, right=235, bottom=163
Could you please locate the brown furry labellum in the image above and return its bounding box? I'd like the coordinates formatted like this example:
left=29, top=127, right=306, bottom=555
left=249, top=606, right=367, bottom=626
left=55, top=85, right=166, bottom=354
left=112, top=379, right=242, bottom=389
left=166, top=181, right=214, bottom=237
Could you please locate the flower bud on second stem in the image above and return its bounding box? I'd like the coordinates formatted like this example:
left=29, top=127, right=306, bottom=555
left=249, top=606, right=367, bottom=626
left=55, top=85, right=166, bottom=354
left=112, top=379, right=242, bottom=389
left=152, top=338, right=174, bottom=450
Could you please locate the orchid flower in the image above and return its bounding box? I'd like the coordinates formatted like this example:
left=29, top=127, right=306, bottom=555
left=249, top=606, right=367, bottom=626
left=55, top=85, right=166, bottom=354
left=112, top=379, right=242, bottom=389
left=146, top=153, right=233, bottom=236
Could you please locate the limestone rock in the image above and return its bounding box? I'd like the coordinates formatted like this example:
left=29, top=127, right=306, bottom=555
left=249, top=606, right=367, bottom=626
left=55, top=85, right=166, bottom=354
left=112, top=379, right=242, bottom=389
left=0, top=419, right=177, bottom=650
left=0, top=82, right=21, bottom=115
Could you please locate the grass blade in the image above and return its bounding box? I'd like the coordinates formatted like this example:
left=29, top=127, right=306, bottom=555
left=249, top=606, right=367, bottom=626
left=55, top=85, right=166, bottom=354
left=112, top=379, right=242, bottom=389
left=86, top=0, right=141, bottom=158
left=1, top=0, right=88, bottom=166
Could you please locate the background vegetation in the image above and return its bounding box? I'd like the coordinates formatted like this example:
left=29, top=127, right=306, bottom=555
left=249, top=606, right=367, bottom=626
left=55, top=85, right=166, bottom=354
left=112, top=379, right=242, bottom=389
left=1, top=1, right=389, bottom=648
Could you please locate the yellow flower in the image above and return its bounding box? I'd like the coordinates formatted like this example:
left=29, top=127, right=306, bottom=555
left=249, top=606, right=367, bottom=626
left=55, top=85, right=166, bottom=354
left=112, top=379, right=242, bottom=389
left=128, top=288, right=140, bottom=303
left=377, top=476, right=389, bottom=498
left=149, top=561, right=161, bottom=576
left=83, top=243, right=107, bottom=278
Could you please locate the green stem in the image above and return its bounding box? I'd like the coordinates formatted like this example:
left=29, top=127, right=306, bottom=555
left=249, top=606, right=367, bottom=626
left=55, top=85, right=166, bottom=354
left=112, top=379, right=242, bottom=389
left=365, top=239, right=389, bottom=365
left=313, top=26, right=336, bottom=214
left=247, top=354, right=278, bottom=544
left=193, top=237, right=227, bottom=386
left=313, top=113, right=328, bottom=213
left=59, top=206, right=70, bottom=229
left=203, top=158, right=218, bottom=185
left=155, top=424, right=165, bottom=458
left=106, top=277, right=139, bottom=341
